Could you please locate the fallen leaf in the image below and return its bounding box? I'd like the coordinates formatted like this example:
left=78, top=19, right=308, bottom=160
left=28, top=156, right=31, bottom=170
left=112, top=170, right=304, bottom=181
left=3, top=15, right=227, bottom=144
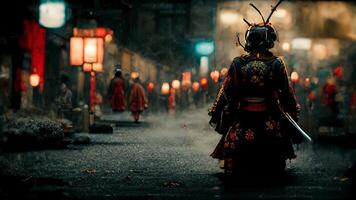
left=81, top=168, right=96, bottom=174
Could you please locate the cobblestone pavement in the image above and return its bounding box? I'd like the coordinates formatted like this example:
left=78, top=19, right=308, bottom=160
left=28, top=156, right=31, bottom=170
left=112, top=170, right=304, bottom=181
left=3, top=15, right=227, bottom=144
left=0, top=107, right=355, bottom=199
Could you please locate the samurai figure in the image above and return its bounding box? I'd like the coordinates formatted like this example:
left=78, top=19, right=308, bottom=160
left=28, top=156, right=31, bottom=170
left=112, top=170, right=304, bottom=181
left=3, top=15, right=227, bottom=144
left=209, top=0, right=301, bottom=177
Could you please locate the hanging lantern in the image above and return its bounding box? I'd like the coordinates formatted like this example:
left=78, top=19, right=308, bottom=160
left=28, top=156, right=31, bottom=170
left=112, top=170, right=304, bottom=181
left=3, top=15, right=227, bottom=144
left=161, top=82, right=170, bottom=95
left=92, top=63, right=103, bottom=72
left=291, top=71, right=299, bottom=84
left=29, top=74, right=40, bottom=87
left=83, top=63, right=92, bottom=72
left=210, top=70, right=220, bottom=83
left=131, top=71, right=139, bottom=80
left=96, top=37, right=104, bottom=64
left=200, top=77, right=208, bottom=90
left=147, top=82, right=155, bottom=92
left=84, top=38, right=98, bottom=63
left=70, top=37, right=83, bottom=65
left=333, top=65, right=343, bottom=79
left=182, top=71, right=192, bottom=89
left=192, top=82, right=200, bottom=92
left=220, top=67, right=228, bottom=78
left=39, top=0, right=66, bottom=28
left=172, top=80, right=180, bottom=89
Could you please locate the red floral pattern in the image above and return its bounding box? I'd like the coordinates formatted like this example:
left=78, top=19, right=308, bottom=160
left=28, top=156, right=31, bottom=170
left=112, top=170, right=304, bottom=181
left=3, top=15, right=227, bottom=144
left=245, top=129, right=255, bottom=140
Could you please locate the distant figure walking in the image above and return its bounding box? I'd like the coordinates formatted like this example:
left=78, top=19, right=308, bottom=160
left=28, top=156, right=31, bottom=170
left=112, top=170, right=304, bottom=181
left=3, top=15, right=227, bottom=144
left=130, top=78, right=147, bottom=122
left=108, top=69, right=126, bottom=112
left=56, top=83, right=72, bottom=118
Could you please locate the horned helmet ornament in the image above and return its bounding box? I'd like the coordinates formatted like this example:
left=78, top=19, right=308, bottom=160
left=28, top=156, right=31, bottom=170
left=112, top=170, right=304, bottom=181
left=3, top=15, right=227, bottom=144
left=237, top=0, right=283, bottom=53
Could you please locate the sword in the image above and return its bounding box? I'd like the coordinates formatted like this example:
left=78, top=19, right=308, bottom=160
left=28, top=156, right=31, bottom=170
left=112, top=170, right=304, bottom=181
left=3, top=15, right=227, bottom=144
left=284, top=112, right=313, bottom=143
left=273, top=91, right=313, bottom=143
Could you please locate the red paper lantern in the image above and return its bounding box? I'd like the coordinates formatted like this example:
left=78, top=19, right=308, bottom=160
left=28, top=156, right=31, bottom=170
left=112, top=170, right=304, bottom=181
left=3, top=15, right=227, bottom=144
left=70, top=37, right=84, bottom=65
left=333, top=65, right=343, bottom=79
left=192, top=82, right=200, bottom=92
left=147, top=82, right=155, bottom=92
left=84, top=38, right=98, bottom=63
left=95, top=27, right=107, bottom=37
left=200, top=77, right=208, bottom=89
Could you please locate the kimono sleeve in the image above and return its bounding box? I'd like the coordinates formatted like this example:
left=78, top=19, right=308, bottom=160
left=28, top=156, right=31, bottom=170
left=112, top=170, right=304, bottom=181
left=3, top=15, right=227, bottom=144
left=274, top=58, right=301, bottom=121
left=208, top=58, right=239, bottom=134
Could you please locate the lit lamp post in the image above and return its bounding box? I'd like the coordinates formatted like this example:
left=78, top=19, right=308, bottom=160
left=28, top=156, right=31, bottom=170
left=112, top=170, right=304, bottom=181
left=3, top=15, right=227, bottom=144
left=195, top=41, right=214, bottom=77
left=70, top=31, right=105, bottom=126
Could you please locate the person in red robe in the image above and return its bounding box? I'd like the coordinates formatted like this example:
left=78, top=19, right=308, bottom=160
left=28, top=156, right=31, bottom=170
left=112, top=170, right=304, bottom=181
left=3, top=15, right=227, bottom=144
left=108, top=69, right=126, bottom=112
left=129, top=78, right=147, bottom=122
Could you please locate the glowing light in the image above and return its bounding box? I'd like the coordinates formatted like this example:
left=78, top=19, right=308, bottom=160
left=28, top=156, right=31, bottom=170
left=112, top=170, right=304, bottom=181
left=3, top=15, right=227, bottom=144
left=105, top=34, right=113, bottom=43
left=291, top=71, right=299, bottom=83
left=147, top=82, right=155, bottom=92
left=39, top=0, right=66, bottom=28
left=199, top=56, right=209, bottom=76
left=195, top=42, right=214, bottom=56
left=83, top=63, right=92, bottom=72
left=192, top=82, right=200, bottom=92
left=84, top=38, right=98, bottom=63
left=131, top=71, right=139, bottom=79
left=304, top=77, right=311, bottom=88
left=29, top=74, right=40, bottom=87
left=275, top=8, right=287, bottom=18
left=172, top=80, right=181, bottom=89
left=70, top=37, right=84, bottom=65
left=282, top=42, right=290, bottom=52
left=182, top=71, right=192, bottom=90
left=312, top=44, right=327, bottom=60
left=292, top=38, right=311, bottom=50
left=161, top=82, right=170, bottom=95
left=96, top=38, right=104, bottom=64
left=200, top=77, right=208, bottom=90
left=210, top=70, right=220, bottom=83
left=92, top=63, right=103, bottom=72
left=220, top=11, right=241, bottom=25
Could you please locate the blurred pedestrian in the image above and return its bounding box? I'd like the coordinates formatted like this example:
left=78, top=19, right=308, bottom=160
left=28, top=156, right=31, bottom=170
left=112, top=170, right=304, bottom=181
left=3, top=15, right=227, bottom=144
left=56, top=83, right=72, bottom=119
left=129, top=77, right=147, bottom=122
left=108, top=68, right=126, bottom=112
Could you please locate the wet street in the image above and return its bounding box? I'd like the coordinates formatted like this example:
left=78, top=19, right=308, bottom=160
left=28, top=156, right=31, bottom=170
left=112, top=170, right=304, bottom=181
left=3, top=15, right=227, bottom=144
left=1, top=107, right=356, bottom=200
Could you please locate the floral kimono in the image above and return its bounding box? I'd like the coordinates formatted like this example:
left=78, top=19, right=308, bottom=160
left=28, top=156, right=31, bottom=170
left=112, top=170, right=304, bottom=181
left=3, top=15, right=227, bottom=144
left=209, top=51, right=300, bottom=175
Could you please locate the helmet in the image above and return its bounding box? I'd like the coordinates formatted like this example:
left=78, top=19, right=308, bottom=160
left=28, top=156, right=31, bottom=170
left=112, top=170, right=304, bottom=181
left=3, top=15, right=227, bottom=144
left=237, top=0, right=283, bottom=53
left=245, top=23, right=277, bottom=52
